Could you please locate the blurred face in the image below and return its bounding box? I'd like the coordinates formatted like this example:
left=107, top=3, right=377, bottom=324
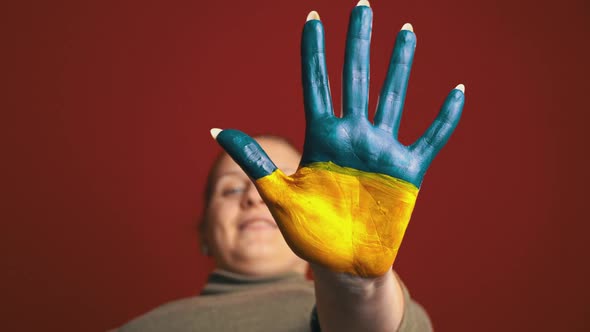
left=203, top=137, right=308, bottom=276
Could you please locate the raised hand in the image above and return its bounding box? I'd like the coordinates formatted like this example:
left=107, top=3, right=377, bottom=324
left=212, top=1, right=465, bottom=278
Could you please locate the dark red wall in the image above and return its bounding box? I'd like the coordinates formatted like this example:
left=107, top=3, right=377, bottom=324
left=3, top=0, right=589, bottom=330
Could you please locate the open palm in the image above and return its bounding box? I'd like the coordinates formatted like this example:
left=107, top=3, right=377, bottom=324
left=214, top=3, right=465, bottom=277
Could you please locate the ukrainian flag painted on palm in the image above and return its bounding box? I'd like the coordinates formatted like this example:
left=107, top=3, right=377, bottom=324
left=214, top=5, right=465, bottom=277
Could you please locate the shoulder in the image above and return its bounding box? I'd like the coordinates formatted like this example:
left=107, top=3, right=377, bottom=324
left=118, top=280, right=316, bottom=332
left=118, top=296, right=211, bottom=332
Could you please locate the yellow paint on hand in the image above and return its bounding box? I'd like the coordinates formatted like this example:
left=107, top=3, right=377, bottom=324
left=255, top=162, right=419, bottom=277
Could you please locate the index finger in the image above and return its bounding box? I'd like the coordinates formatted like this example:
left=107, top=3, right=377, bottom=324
left=301, top=12, right=333, bottom=123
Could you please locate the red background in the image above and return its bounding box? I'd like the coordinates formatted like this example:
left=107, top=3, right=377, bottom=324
left=3, top=0, right=589, bottom=330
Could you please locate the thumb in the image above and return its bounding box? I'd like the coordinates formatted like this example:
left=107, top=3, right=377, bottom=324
left=211, top=128, right=277, bottom=180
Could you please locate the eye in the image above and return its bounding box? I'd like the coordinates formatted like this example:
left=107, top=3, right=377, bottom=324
left=213, top=175, right=250, bottom=199
left=221, top=185, right=246, bottom=197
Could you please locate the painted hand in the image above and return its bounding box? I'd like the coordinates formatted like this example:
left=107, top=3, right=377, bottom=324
left=212, top=1, right=465, bottom=277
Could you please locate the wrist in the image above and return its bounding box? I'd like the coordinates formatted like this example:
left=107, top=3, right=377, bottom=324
left=310, top=263, right=404, bottom=332
left=310, top=263, right=393, bottom=296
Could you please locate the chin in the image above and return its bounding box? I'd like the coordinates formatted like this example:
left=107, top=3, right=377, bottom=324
left=236, top=242, right=297, bottom=264
left=235, top=259, right=302, bottom=277
left=240, top=240, right=286, bottom=258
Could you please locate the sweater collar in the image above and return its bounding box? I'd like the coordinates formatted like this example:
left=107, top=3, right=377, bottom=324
left=200, top=269, right=306, bottom=295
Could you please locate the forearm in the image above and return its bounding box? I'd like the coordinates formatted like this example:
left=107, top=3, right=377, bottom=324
left=311, top=264, right=404, bottom=332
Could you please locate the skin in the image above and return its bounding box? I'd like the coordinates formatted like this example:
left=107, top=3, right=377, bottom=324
left=214, top=2, right=464, bottom=331
left=202, top=137, right=308, bottom=277
left=206, top=136, right=407, bottom=331
left=213, top=5, right=463, bottom=279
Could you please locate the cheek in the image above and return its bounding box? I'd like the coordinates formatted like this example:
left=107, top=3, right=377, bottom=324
left=206, top=201, right=239, bottom=246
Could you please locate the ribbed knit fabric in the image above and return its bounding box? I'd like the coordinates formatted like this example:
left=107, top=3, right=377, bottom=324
left=118, top=269, right=432, bottom=332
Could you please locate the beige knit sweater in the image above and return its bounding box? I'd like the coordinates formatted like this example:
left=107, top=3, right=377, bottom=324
left=118, top=270, right=432, bottom=332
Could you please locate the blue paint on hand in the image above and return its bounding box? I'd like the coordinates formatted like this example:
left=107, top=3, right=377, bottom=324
left=215, top=5, right=465, bottom=188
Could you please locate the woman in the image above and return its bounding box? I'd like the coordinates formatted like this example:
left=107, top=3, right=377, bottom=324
left=118, top=136, right=432, bottom=331
left=119, top=0, right=464, bottom=330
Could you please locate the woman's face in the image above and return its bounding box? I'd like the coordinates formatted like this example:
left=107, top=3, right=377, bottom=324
left=203, top=137, right=308, bottom=276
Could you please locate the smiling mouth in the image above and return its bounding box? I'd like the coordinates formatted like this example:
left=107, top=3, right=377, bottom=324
left=238, top=218, right=278, bottom=231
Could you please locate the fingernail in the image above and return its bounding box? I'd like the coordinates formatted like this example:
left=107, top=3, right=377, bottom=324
left=401, top=23, right=414, bottom=32
left=357, top=0, right=370, bottom=7
left=455, top=84, right=465, bottom=93
left=210, top=128, right=222, bottom=139
left=306, top=11, right=320, bottom=21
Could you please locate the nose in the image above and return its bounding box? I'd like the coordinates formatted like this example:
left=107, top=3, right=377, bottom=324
left=240, top=182, right=264, bottom=209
